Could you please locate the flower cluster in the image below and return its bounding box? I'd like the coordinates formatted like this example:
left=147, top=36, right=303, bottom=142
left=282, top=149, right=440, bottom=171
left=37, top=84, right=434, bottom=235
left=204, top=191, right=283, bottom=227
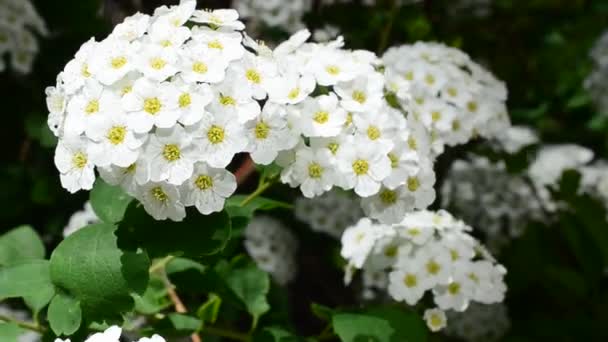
left=55, top=325, right=166, bottom=342
left=47, top=1, right=265, bottom=221
left=295, top=190, right=363, bottom=238
left=234, top=0, right=311, bottom=34
left=445, top=303, right=510, bottom=342
left=0, top=0, right=47, bottom=73
left=244, top=216, right=298, bottom=285
left=441, top=155, right=544, bottom=252
left=62, top=201, right=100, bottom=237
left=382, top=42, right=510, bottom=156
left=585, top=29, right=608, bottom=115
left=340, top=210, right=507, bottom=327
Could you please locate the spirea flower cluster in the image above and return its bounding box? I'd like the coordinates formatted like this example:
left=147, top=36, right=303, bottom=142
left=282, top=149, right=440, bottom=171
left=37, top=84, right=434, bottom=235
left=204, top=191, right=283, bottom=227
left=585, top=29, right=608, bottom=115
left=0, top=0, right=47, bottom=73
left=244, top=216, right=298, bottom=285
left=441, top=156, right=544, bottom=252
left=383, top=42, right=510, bottom=156
left=340, top=210, right=507, bottom=325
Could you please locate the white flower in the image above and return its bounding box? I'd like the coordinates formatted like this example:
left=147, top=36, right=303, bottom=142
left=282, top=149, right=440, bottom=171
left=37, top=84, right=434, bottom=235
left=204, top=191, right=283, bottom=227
left=136, top=44, right=178, bottom=81
left=383, top=139, right=420, bottom=189
left=191, top=9, right=245, bottom=31
left=229, top=52, right=278, bottom=100
left=172, top=77, right=213, bottom=126
left=99, top=159, right=150, bottom=196
left=337, top=141, right=391, bottom=197
left=424, top=308, right=447, bottom=332
left=147, top=19, right=191, bottom=49
left=122, top=78, right=180, bottom=133
left=353, top=108, right=403, bottom=152
left=84, top=325, right=122, bottom=342
left=110, top=13, right=150, bottom=42
left=289, top=147, right=337, bottom=198
left=61, top=38, right=97, bottom=94
left=64, top=80, right=122, bottom=137
left=146, top=126, right=197, bottom=185
left=191, top=26, right=245, bottom=61
left=433, top=269, right=473, bottom=311
left=136, top=335, right=166, bottom=342
left=245, top=103, right=296, bottom=165
left=137, top=182, right=186, bottom=221
left=334, top=72, right=385, bottom=113
left=361, top=186, right=415, bottom=224
left=190, top=111, right=247, bottom=168
left=88, top=111, right=144, bottom=167
left=178, top=42, right=228, bottom=84
left=54, top=136, right=95, bottom=193
left=266, top=73, right=316, bottom=105
left=211, top=75, right=261, bottom=123
left=340, top=218, right=386, bottom=268
left=154, top=0, right=196, bottom=27
left=182, top=163, right=237, bottom=215
left=63, top=201, right=99, bottom=237
left=310, top=50, right=357, bottom=86
left=46, top=82, right=68, bottom=137
left=387, top=266, right=429, bottom=306
left=89, top=38, right=137, bottom=85
left=402, top=161, right=436, bottom=209
left=296, top=93, right=347, bottom=137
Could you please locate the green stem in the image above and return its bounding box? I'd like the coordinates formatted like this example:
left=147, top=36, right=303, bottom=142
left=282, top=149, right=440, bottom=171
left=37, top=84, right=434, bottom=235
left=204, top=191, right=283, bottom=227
left=203, top=326, right=250, bottom=342
left=0, top=314, right=45, bottom=333
left=240, top=181, right=273, bottom=207
left=377, top=0, right=399, bottom=54
left=149, top=255, right=176, bottom=274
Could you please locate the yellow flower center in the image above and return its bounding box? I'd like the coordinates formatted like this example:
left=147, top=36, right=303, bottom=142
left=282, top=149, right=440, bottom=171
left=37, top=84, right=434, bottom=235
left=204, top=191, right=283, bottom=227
left=452, top=120, right=461, bottom=131
left=313, top=111, right=329, bottom=124
left=379, top=189, right=397, bottom=205
left=407, top=176, right=420, bottom=192
left=468, top=272, right=479, bottom=283
left=352, top=159, right=369, bottom=176
left=407, top=136, right=417, bottom=150
left=219, top=95, right=236, bottom=106
left=107, top=126, right=127, bottom=145
left=345, top=112, right=353, bottom=126
left=450, top=249, right=459, bottom=261
left=162, top=144, right=181, bottom=162
left=404, top=71, right=414, bottom=80
left=426, top=260, right=441, bottom=275
left=447, top=87, right=458, bottom=97
left=403, top=274, right=418, bottom=288
left=85, top=100, right=99, bottom=114
left=327, top=142, right=339, bottom=155
left=287, top=87, right=300, bottom=100
left=388, top=153, right=399, bottom=168
left=144, top=98, right=162, bottom=115
left=150, top=57, right=167, bottom=70
left=122, top=85, right=133, bottom=96
left=208, top=40, right=223, bottom=50
left=431, top=111, right=441, bottom=122
left=425, top=74, right=435, bottom=85
left=151, top=186, right=168, bottom=202
left=72, top=152, right=87, bottom=169
left=430, top=314, right=443, bottom=328
left=448, top=282, right=461, bottom=295
left=325, top=65, right=340, bottom=75
left=195, top=175, right=214, bottom=190
left=408, top=227, right=421, bottom=236
left=193, top=61, right=208, bottom=74
left=246, top=69, right=261, bottom=84
left=125, top=163, right=137, bottom=174
left=160, top=40, right=172, bottom=47
left=111, top=56, right=127, bottom=69
left=254, top=122, right=269, bottom=140
left=179, top=93, right=191, bottom=108
left=308, top=162, right=323, bottom=179
left=81, top=63, right=91, bottom=78
left=207, top=125, right=225, bottom=144
left=352, top=90, right=367, bottom=104
left=384, top=245, right=398, bottom=258
left=367, top=126, right=381, bottom=140
left=467, top=101, right=478, bottom=113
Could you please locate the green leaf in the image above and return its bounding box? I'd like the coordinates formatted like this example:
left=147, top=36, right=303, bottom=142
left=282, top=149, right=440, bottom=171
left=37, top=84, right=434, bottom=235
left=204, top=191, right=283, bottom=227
left=23, top=287, right=56, bottom=317
left=49, top=223, right=150, bottom=323
left=0, top=322, right=23, bottom=342
left=48, top=292, right=82, bottom=336
left=333, top=308, right=426, bottom=342
left=225, top=195, right=292, bottom=219
left=89, top=179, right=133, bottom=224
left=197, top=293, right=222, bottom=325
left=254, top=326, right=299, bottom=342
left=0, top=225, right=45, bottom=266
left=133, top=277, right=171, bottom=315
left=225, top=264, right=270, bottom=329
left=310, top=303, right=334, bottom=322
left=117, top=203, right=231, bottom=259
left=0, top=260, right=55, bottom=300
left=154, top=313, right=201, bottom=337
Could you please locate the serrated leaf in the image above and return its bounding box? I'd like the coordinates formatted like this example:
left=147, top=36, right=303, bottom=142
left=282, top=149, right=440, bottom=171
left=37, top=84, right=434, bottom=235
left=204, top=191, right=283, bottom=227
left=0, top=225, right=45, bottom=266
left=225, top=264, right=270, bottom=329
left=117, top=203, right=231, bottom=259
left=333, top=308, right=426, bottom=342
left=0, top=260, right=55, bottom=300
left=48, top=292, right=82, bottom=336
left=49, top=223, right=150, bottom=323
left=89, top=179, right=133, bottom=224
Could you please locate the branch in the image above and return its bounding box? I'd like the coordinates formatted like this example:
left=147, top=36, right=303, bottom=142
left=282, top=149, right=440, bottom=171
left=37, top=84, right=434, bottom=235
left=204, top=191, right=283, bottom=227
left=0, top=314, right=45, bottom=333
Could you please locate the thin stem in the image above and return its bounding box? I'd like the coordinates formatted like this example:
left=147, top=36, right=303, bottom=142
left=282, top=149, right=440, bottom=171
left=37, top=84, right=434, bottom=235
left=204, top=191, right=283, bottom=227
left=149, top=255, right=176, bottom=274
left=239, top=181, right=273, bottom=207
left=203, top=326, right=250, bottom=342
left=0, top=314, right=45, bottom=333
left=377, top=0, right=399, bottom=54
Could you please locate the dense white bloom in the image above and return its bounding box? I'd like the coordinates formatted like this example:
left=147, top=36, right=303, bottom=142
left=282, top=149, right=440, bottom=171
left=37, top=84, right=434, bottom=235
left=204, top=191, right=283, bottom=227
left=63, top=201, right=100, bottom=237
left=0, top=0, right=47, bottom=74
left=341, top=210, right=507, bottom=330
left=245, top=216, right=298, bottom=285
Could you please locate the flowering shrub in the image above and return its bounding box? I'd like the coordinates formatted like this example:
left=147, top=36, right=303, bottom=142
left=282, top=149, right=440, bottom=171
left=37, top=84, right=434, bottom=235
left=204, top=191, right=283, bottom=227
left=2, top=1, right=608, bottom=342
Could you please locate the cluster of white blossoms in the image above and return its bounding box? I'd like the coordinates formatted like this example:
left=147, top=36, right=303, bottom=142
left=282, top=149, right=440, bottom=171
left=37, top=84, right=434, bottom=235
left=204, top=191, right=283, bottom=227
left=295, top=190, right=363, bottom=238
left=441, top=156, right=544, bottom=252
left=233, top=0, right=311, bottom=34
left=0, top=0, right=47, bottom=73
left=340, top=210, right=507, bottom=328
left=55, top=325, right=166, bottom=342
left=62, top=201, right=100, bottom=237
left=382, top=42, right=510, bottom=156
left=445, top=303, right=510, bottom=342
left=585, top=29, right=608, bottom=115
left=244, top=216, right=298, bottom=285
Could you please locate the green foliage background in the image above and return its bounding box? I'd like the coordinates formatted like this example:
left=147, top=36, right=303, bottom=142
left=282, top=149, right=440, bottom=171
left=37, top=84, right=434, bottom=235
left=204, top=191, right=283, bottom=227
left=1, top=0, right=608, bottom=341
